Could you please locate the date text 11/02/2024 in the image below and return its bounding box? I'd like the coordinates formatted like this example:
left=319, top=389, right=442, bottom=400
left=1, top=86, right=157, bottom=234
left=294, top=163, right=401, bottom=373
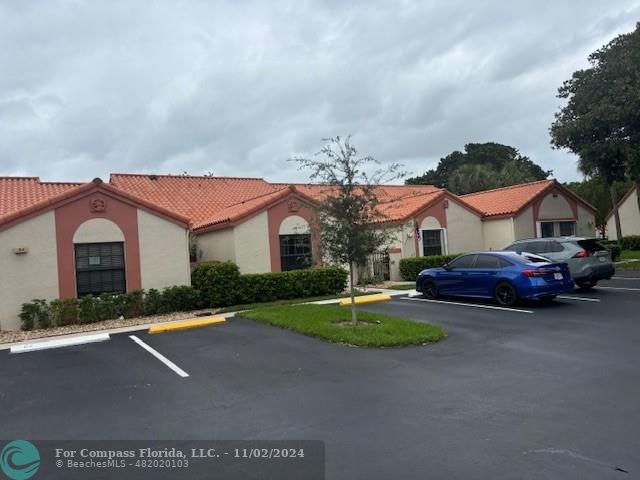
left=54, top=447, right=307, bottom=460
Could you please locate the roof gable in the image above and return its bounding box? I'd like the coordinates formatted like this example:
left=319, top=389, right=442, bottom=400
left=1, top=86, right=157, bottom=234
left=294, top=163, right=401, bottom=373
left=460, top=179, right=596, bottom=218
left=0, top=178, right=190, bottom=231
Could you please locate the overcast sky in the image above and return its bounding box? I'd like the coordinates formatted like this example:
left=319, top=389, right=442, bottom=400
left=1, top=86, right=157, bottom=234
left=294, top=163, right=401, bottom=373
left=1, top=1, right=639, bottom=184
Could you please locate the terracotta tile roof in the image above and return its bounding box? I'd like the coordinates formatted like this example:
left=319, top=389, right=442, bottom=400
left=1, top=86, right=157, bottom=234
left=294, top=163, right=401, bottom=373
left=0, top=177, right=83, bottom=220
left=460, top=179, right=556, bottom=217
left=110, top=173, right=286, bottom=228
left=0, top=178, right=190, bottom=229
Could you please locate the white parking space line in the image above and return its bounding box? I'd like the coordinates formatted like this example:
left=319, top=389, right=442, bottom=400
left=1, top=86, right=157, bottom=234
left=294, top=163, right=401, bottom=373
left=597, top=286, right=640, bottom=292
left=557, top=296, right=601, bottom=302
left=611, top=276, right=640, bottom=280
left=129, top=335, right=189, bottom=378
left=402, top=297, right=533, bottom=314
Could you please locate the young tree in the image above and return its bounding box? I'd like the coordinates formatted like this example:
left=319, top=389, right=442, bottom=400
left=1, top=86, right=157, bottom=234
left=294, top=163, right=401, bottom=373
left=291, top=136, right=404, bottom=325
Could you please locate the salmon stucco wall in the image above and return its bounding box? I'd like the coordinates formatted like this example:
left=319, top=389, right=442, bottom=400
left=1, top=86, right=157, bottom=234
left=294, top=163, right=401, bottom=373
left=267, top=196, right=319, bottom=273
left=606, top=188, right=640, bottom=240
left=55, top=191, right=142, bottom=298
left=0, top=211, right=59, bottom=331
left=138, top=209, right=191, bottom=290
left=482, top=217, right=514, bottom=250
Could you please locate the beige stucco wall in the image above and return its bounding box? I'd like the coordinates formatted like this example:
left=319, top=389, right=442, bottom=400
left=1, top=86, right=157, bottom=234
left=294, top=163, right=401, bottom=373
left=538, top=193, right=573, bottom=219
left=234, top=211, right=271, bottom=273
left=513, top=206, right=535, bottom=240
left=606, top=188, right=640, bottom=240
left=420, top=216, right=441, bottom=230
left=279, top=215, right=310, bottom=235
left=73, top=218, right=125, bottom=244
left=0, top=212, right=59, bottom=331
left=137, top=209, right=191, bottom=290
left=482, top=217, right=515, bottom=250
left=576, top=204, right=596, bottom=237
left=197, top=228, right=236, bottom=263
left=446, top=201, right=483, bottom=254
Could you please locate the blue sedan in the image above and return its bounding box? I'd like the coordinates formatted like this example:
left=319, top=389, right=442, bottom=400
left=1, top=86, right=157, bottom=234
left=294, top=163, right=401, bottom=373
left=415, top=251, right=575, bottom=306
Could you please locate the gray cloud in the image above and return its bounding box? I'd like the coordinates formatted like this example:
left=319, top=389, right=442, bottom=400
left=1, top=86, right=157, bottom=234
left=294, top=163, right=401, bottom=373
left=0, top=0, right=639, bottom=183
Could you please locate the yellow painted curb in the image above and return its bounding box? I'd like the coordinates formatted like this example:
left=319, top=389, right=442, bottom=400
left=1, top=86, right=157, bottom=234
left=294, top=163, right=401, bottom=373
left=148, top=317, right=226, bottom=334
left=339, top=294, right=392, bottom=306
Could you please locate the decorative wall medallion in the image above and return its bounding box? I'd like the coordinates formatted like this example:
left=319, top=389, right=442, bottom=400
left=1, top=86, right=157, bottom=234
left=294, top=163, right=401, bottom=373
left=90, top=197, right=106, bottom=212
left=288, top=200, right=300, bottom=212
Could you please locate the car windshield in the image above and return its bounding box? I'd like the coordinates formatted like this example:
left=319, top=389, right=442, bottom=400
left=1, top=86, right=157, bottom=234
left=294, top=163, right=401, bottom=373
left=576, top=239, right=607, bottom=253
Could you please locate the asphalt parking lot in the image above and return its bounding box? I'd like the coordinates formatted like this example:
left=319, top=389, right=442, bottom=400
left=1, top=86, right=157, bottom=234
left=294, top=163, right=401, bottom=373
left=1, top=274, right=640, bottom=479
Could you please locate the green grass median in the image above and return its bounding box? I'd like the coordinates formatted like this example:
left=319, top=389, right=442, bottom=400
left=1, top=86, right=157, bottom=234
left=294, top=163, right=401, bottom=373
left=241, top=304, right=446, bottom=347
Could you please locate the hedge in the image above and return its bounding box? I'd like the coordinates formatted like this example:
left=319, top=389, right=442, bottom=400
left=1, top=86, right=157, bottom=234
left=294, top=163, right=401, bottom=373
left=192, top=262, right=348, bottom=306
left=620, top=235, right=640, bottom=251
left=399, top=254, right=460, bottom=281
left=19, top=287, right=204, bottom=331
left=20, top=264, right=349, bottom=331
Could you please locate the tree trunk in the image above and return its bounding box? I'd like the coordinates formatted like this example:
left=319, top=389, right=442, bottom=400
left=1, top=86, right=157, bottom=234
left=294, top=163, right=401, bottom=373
left=609, top=183, right=623, bottom=241
left=349, top=261, right=357, bottom=325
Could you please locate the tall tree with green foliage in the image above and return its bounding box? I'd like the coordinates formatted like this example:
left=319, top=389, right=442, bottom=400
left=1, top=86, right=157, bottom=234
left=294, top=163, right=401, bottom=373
left=550, top=23, right=640, bottom=240
left=291, top=136, right=403, bottom=325
left=406, top=142, right=551, bottom=193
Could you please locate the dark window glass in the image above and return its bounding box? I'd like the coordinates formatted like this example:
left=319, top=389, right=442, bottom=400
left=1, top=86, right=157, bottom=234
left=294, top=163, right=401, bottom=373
left=576, top=239, right=606, bottom=253
left=549, top=241, right=564, bottom=252
left=504, top=242, right=526, bottom=253
left=422, top=230, right=442, bottom=256
left=498, top=258, right=513, bottom=268
left=540, top=222, right=554, bottom=238
left=559, top=221, right=576, bottom=236
left=75, top=242, right=126, bottom=296
left=280, top=234, right=312, bottom=271
left=473, top=254, right=503, bottom=269
left=447, top=255, right=476, bottom=269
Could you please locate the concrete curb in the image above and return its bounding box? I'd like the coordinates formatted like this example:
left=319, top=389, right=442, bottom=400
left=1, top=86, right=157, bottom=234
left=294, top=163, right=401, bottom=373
left=338, top=293, right=392, bottom=306
left=9, top=333, right=110, bottom=354
left=149, top=316, right=226, bottom=334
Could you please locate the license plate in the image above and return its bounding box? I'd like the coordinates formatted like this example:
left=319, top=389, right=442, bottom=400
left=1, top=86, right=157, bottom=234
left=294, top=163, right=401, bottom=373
left=554, top=273, right=564, bottom=280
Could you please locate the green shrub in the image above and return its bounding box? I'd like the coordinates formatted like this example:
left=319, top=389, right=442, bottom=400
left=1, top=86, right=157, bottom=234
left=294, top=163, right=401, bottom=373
left=399, top=254, right=460, bottom=281
left=49, top=299, right=78, bottom=326
left=161, top=285, right=203, bottom=312
left=192, top=261, right=242, bottom=307
left=620, top=235, right=640, bottom=251
left=192, top=262, right=348, bottom=307
left=143, top=289, right=164, bottom=316
left=19, top=299, right=50, bottom=331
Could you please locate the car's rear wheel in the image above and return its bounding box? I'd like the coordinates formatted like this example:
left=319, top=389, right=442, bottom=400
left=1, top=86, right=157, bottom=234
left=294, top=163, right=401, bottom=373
left=576, top=280, right=597, bottom=290
left=422, top=280, right=438, bottom=299
left=495, top=281, right=518, bottom=307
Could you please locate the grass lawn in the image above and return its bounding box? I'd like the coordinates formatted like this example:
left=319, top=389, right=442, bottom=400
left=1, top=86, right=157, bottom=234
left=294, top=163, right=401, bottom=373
left=387, top=283, right=416, bottom=291
left=619, top=250, right=640, bottom=259
left=616, top=259, right=640, bottom=270
left=216, top=290, right=380, bottom=314
left=241, top=304, right=446, bottom=347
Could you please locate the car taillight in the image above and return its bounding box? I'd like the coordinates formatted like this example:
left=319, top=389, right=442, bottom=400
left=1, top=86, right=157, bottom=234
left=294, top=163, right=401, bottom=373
left=522, top=269, right=553, bottom=277
left=573, top=250, right=589, bottom=258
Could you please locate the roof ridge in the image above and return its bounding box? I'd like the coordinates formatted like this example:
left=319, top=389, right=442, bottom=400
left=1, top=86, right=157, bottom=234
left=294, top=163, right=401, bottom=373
left=220, top=187, right=289, bottom=209
left=377, top=189, right=443, bottom=205
left=0, top=176, right=40, bottom=180
left=461, top=179, right=554, bottom=197
left=110, top=173, right=267, bottom=181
